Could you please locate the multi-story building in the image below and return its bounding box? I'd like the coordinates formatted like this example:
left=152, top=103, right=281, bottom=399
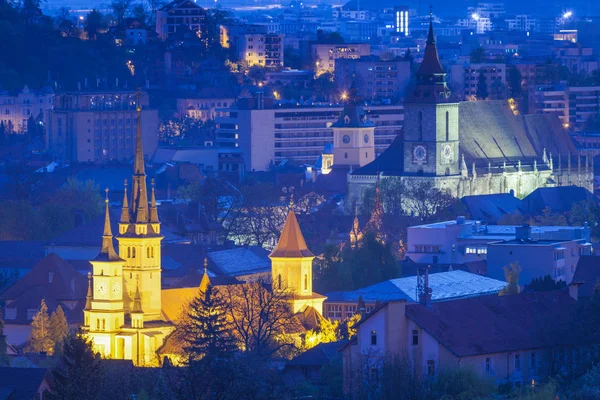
left=155, top=0, right=206, bottom=41
left=310, top=43, right=371, bottom=76
left=394, top=6, right=409, bottom=36
left=176, top=88, right=236, bottom=122
left=214, top=97, right=403, bottom=171
left=0, top=86, right=54, bottom=134
left=449, top=62, right=506, bottom=100
left=335, top=56, right=411, bottom=100
left=406, top=217, right=590, bottom=267
left=506, top=14, right=536, bottom=32
left=46, top=90, right=158, bottom=163
left=237, top=33, right=284, bottom=68
left=487, top=224, right=592, bottom=284
left=532, top=84, right=600, bottom=130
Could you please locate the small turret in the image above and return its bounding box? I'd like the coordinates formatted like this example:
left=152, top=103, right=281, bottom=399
left=85, top=272, right=92, bottom=312
left=94, top=188, right=123, bottom=262
left=199, top=258, right=211, bottom=294
left=131, top=277, right=144, bottom=329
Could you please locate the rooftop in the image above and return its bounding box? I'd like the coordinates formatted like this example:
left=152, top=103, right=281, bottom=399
left=326, top=270, right=506, bottom=303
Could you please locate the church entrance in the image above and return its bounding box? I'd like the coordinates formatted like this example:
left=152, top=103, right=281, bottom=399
left=116, top=338, right=125, bottom=359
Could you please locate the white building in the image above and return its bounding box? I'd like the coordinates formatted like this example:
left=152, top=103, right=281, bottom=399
left=237, top=33, right=284, bottom=68
left=407, top=217, right=591, bottom=267
left=0, top=86, right=54, bottom=134
left=155, top=0, right=206, bottom=41
left=311, top=43, right=371, bottom=76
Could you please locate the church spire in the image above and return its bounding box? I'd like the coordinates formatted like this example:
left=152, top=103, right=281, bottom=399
left=130, top=91, right=149, bottom=224
left=85, top=272, right=92, bottom=311
left=149, top=178, right=159, bottom=224
left=199, top=258, right=211, bottom=294
left=95, top=188, right=122, bottom=261
left=120, top=179, right=130, bottom=224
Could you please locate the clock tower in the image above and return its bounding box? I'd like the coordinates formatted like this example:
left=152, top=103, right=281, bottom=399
left=403, top=11, right=459, bottom=176
left=332, top=85, right=376, bottom=168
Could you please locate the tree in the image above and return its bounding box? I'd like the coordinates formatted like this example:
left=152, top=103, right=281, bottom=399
left=404, top=180, right=455, bottom=220
left=49, top=305, right=69, bottom=354
left=489, top=78, right=507, bottom=100
left=85, top=9, right=104, bottom=40
left=26, top=299, right=53, bottom=353
left=223, top=277, right=298, bottom=358
left=48, top=331, right=103, bottom=400
left=476, top=71, right=489, bottom=100
left=470, top=47, right=486, bottom=63
left=499, top=262, right=521, bottom=295
left=180, top=285, right=238, bottom=362
left=248, top=66, right=267, bottom=85
left=526, top=275, right=566, bottom=292
left=21, top=0, right=43, bottom=25
left=507, top=66, right=522, bottom=98
left=131, top=4, right=147, bottom=25
left=529, top=206, right=567, bottom=226
left=111, top=0, right=133, bottom=26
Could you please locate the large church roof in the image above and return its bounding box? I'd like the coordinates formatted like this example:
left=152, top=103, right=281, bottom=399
left=270, top=210, right=314, bottom=258
left=352, top=100, right=580, bottom=177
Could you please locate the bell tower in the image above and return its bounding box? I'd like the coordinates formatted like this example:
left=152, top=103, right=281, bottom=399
left=403, top=9, right=459, bottom=177
left=331, top=84, right=376, bottom=168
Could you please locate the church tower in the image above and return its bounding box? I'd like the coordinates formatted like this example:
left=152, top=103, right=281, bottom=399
left=269, top=207, right=326, bottom=314
left=331, top=84, right=376, bottom=168
left=116, top=103, right=163, bottom=320
left=84, top=189, right=126, bottom=357
left=403, top=10, right=460, bottom=176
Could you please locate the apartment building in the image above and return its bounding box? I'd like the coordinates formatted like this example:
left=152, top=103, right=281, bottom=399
left=449, top=62, right=506, bottom=100
left=533, top=84, right=600, bottom=130
left=46, top=90, right=158, bottom=163
left=406, top=217, right=591, bottom=267
left=237, top=33, right=284, bottom=68
left=176, top=87, right=236, bottom=122
left=155, top=0, right=206, bottom=41
left=214, top=97, right=403, bottom=171
left=0, top=86, right=54, bottom=134
left=310, top=43, right=371, bottom=76
left=335, top=57, right=411, bottom=100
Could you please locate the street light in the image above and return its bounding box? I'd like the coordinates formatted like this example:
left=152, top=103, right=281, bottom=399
left=341, top=91, right=348, bottom=101
left=472, top=13, right=480, bottom=21
left=563, top=11, right=573, bottom=19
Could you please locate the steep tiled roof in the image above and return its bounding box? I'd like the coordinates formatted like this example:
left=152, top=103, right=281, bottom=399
left=0, top=368, right=49, bottom=400
left=406, top=291, right=576, bottom=357
left=208, top=247, right=271, bottom=277
left=572, top=256, right=600, bottom=299
left=287, top=341, right=347, bottom=368
left=461, top=193, right=526, bottom=223
left=270, top=211, right=314, bottom=258
left=523, top=186, right=596, bottom=215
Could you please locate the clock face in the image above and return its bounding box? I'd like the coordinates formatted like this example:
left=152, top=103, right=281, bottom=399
left=342, top=135, right=350, bottom=144
left=441, top=144, right=454, bottom=164
left=112, top=282, right=121, bottom=295
left=363, top=134, right=369, bottom=144
left=413, top=145, right=427, bottom=164
left=96, top=282, right=106, bottom=295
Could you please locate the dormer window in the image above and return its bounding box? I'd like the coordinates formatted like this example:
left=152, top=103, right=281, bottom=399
left=344, top=115, right=350, bottom=124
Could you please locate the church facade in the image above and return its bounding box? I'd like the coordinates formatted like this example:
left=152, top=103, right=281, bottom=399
left=83, top=104, right=173, bottom=366
left=344, top=17, right=593, bottom=208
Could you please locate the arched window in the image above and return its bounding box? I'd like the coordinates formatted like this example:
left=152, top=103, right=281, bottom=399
left=278, top=274, right=282, bottom=289
left=129, top=272, right=132, bottom=279
left=96, top=319, right=99, bottom=330
left=147, top=247, right=150, bottom=258
left=132, top=247, right=136, bottom=258
left=151, top=247, right=154, bottom=258
left=102, top=319, right=106, bottom=331
left=304, top=274, right=308, bottom=291
left=418, top=111, right=423, bottom=140
left=445, top=111, right=449, bottom=141
left=127, top=247, right=131, bottom=258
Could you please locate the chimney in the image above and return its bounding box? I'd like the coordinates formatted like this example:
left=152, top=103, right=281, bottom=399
left=417, top=266, right=432, bottom=306
left=515, top=224, right=531, bottom=241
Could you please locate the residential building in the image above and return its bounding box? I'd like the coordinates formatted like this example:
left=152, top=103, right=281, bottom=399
left=532, top=85, right=600, bottom=130
left=176, top=87, right=236, bottom=122
left=155, top=0, right=206, bottom=41
left=219, top=24, right=268, bottom=49
left=394, top=6, right=409, bottom=36
left=335, top=57, right=411, bottom=100
left=214, top=99, right=403, bottom=171
left=0, top=368, right=52, bottom=399
left=487, top=224, right=592, bottom=285
left=342, top=291, right=584, bottom=391
left=449, top=62, right=506, bottom=100
left=0, top=86, right=54, bottom=134
left=532, top=83, right=568, bottom=125
left=325, top=270, right=507, bottom=321
left=311, top=43, right=371, bottom=76
left=266, top=69, right=314, bottom=88
left=506, top=15, right=536, bottom=32
left=406, top=217, right=591, bottom=266
left=46, top=90, right=158, bottom=163
left=237, top=33, right=285, bottom=68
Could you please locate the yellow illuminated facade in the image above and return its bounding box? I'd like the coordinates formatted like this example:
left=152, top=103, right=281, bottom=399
left=269, top=209, right=326, bottom=314
left=83, top=105, right=173, bottom=365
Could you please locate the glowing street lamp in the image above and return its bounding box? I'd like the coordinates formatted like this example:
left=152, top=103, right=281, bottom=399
left=341, top=91, right=348, bottom=101
left=563, top=11, right=573, bottom=19
left=472, top=13, right=480, bottom=21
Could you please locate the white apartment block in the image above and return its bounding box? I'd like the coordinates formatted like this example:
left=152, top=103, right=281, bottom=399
left=450, top=62, right=506, bottom=100
left=237, top=33, right=284, bottom=68
left=0, top=86, right=54, bottom=134
left=533, top=84, right=600, bottom=130
left=215, top=103, right=403, bottom=172
left=311, top=43, right=371, bottom=76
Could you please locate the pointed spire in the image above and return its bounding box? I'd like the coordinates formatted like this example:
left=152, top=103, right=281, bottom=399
left=121, top=179, right=130, bottom=223
left=133, top=91, right=145, bottom=177
left=131, top=275, right=143, bottom=314
left=199, top=258, right=211, bottom=294
left=543, top=148, right=548, bottom=164
left=85, top=272, right=92, bottom=311
left=559, top=153, right=562, bottom=174
left=96, top=188, right=122, bottom=261
left=130, top=89, right=149, bottom=225
left=416, top=5, right=445, bottom=79
left=549, top=152, right=553, bottom=171
left=270, top=210, right=314, bottom=258
left=534, top=159, right=538, bottom=173
left=149, top=178, right=159, bottom=224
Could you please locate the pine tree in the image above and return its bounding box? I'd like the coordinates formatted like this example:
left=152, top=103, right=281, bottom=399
left=26, top=299, right=53, bottom=354
left=181, top=285, right=237, bottom=362
left=50, top=305, right=69, bottom=354
left=476, top=71, right=489, bottom=100
left=48, top=331, right=103, bottom=400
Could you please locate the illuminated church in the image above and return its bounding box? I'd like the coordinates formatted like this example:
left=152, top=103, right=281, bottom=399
left=83, top=107, right=325, bottom=364
left=83, top=104, right=174, bottom=366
